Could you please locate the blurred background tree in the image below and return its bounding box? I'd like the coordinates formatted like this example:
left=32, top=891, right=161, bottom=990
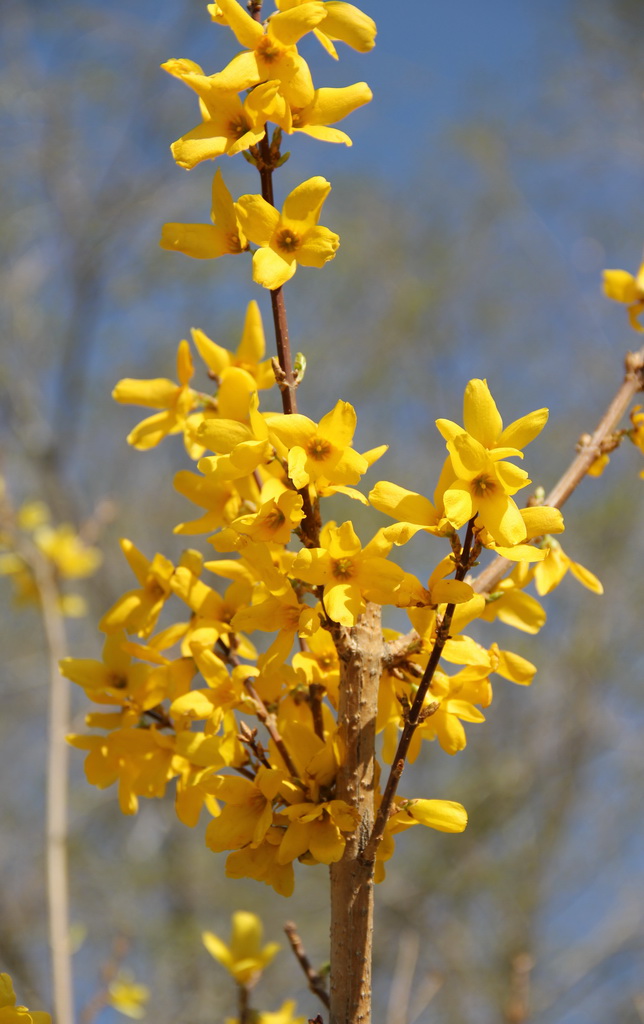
left=1, top=1, right=643, bottom=1022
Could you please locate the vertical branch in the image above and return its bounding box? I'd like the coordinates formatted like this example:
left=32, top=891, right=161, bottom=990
left=329, top=602, right=383, bottom=1024
left=30, top=548, right=75, bottom=1024
left=253, top=134, right=318, bottom=544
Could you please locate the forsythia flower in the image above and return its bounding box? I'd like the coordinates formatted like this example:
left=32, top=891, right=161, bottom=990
left=603, top=261, right=644, bottom=331
left=99, top=540, right=175, bottom=637
left=191, top=300, right=275, bottom=392
left=212, top=0, right=324, bottom=106
left=226, top=1000, right=305, bottom=1024
left=267, top=398, right=385, bottom=492
left=530, top=539, right=603, bottom=596
left=275, top=0, right=377, bottom=58
left=107, top=971, right=150, bottom=1020
left=437, top=378, right=549, bottom=546
left=161, top=168, right=247, bottom=260
left=236, top=176, right=339, bottom=289
left=202, top=911, right=280, bottom=985
left=292, top=521, right=407, bottom=627
left=112, top=339, right=199, bottom=451
left=162, top=59, right=266, bottom=169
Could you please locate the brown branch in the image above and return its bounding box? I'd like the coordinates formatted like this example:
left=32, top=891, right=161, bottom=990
left=238, top=981, right=252, bottom=1024
left=329, top=602, right=383, bottom=1024
left=362, top=521, right=477, bottom=864
left=216, top=640, right=302, bottom=782
left=284, top=920, right=330, bottom=1010
left=244, top=678, right=301, bottom=781
left=382, top=629, right=423, bottom=669
left=473, top=344, right=644, bottom=597
left=253, top=134, right=319, bottom=547
left=308, top=683, right=326, bottom=741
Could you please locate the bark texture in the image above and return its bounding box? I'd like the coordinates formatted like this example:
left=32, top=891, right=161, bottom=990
left=329, top=602, right=383, bottom=1024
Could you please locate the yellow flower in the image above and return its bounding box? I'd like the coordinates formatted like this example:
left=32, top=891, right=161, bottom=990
left=202, top=911, right=280, bottom=986
left=267, top=399, right=385, bottom=491
left=191, top=300, right=275, bottom=391
left=161, top=60, right=266, bottom=169
left=0, top=973, right=50, bottom=1024
left=232, top=491, right=305, bottom=545
left=112, top=339, right=200, bottom=451
left=275, top=0, right=376, bottom=58
left=437, top=379, right=549, bottom=546
left=98, top=540, right=175, bottom=637
left=478, top=572, right=546, bottom=634
left=60, top=631, right=171, bottom=725
left=232, top=582, right=315, bottom=672
left=236, top=176, right=339, bottom=289
left=532, top=538, right=603, bottom=596
left=226, top=1000, right=305, bottom=1024
left=160, top=168, right=247, bottom=260
left=629, top=405, right=644, bottom=455
left=210, top=0, right=325, bottom=107
left=205, top=766, right=285, bottom=852
left=277, top=798, right=358, bottom=864
left=225, top=826, right=295, bottom=897
left=388, top=798, right=468, bottom=834
left=603, top=262, right=644, bottom=331
left=108, top=971, right=150, bottom=1020
left=248, top=80, right=372, bottom=146
left=67, top=727, right=176, bottom=815
left=292, top=521, right=406, bottom=627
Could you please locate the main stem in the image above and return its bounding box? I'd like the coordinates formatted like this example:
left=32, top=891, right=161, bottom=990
left=329, top=603, right=383, bottom=1024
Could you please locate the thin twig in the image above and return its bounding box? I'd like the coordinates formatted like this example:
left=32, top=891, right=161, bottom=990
left=473, top=345, right=644, bottom=596
left=362, top=521, right=477, bottom=863
left=244, top=679, right=301, bottom=781
left=284, top=920, right=330, bottom=1010
left=308, top=683, right=325, bottom=741
left=253, top=133, right=319, bottom=547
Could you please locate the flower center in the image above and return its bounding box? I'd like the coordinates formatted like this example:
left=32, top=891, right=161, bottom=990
left=472, top=473, right=496, bottom=497
left=228, top=115, right=249, bottom=140
left=256, top=37, right=283, bottom=64
left=146, top=579, right=167, bottom=600
left=332, top=557, right=356, bottom=581
left=276, top=227, right=302, bottom=254
left=227, top=232, right=245, bottom=254
left=263, top=508, right=286, bottom=532
left=306, top=436, right=331, bottom=461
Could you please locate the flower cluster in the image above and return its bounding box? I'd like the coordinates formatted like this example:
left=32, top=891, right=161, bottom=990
left=65, top=1, right=604, bottom=909
left=160, top=0, right=375, bottom=288
left=0, top=485, right=102, bottom=617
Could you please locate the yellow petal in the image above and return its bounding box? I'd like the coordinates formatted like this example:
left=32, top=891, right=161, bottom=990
left=322, top=1, right=377, bottom=51
left=602, top=268, right=639, bottom=303
left=463, top=378, right=503, bottom=448
left=498, top=407, right=548, bottom=449
left=282, top=176, right=331, bottom=228
left=404, top=798, right=468, bottom=832
left=297, top=225, right=340, bottom=267
left=236, top=194, right=280, bottom=247
left=253, top=246, right=296, bottom=289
